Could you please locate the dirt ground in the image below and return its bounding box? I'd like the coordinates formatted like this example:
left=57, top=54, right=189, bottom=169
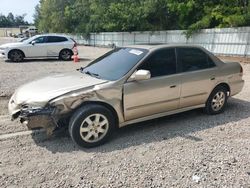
left=0, top=38, right=250, bottom=187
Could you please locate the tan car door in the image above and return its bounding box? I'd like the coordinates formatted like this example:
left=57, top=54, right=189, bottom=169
left=176, top=47, right=218, bottom=108
left=123, top=48, right=181, bottom=121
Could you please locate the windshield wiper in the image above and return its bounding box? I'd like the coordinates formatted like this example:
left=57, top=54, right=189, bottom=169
left=77, top=67, right=101, bottom=79
left=83, top=71, right=101, bottom=79
left=77, top=67, right=85, bottom=72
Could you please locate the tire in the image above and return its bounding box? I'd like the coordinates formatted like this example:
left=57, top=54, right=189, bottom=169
left=205, top=86, right=228, bottom=115
left=59, top=49, right=72, bottom=61
left=69, top=104, right=115, bottom=148
left=9, top=50, right=24, bottom=62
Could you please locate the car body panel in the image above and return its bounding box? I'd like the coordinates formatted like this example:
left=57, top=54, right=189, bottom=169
left=179, top=67, right=218, bottom=108
left=46, top=41, right=72, bottom=57
left=26, top=43, right=48, bottom=57
left=8, top=44, right=244, bottom=134
left=123, top=74, right=181, bottom=121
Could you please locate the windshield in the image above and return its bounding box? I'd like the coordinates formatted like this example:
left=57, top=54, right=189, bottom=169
left=81, top=47, right=148, bottom=81
left=23, top=35, right=40, bottom=43
left=19, top=38, right=29, bottom=42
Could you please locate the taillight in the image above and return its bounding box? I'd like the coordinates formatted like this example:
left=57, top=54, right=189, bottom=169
left=71, top=38, right=77, bottom=47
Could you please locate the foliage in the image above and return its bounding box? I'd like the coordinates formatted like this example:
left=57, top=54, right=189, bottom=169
left=33, top=0, right=250, bottom=37
left=0, top=13, right=29, bottom=27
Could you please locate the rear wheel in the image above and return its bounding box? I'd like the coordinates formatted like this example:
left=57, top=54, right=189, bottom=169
left=69, top=104, right=115, bottom=148
left=59, top=49, right=72, bottom=61
left=9, top=50, right=24, bottom=62
left=205, top=86, right=228, bottom=115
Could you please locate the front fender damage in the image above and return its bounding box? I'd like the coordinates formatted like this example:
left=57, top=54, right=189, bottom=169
left=50, top=84, right=124, bottom=124
left=15, top=84, right=124, bottom=136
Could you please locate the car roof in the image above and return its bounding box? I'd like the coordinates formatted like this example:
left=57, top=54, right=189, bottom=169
left=125, top=44, right=205, bottom=51
left=35, top=34, right=70, bottom=38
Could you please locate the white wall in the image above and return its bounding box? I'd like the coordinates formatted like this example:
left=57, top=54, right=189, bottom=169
left=71, top=27, right=250, bottom=56
left=0, top=28, right=20, bottom=37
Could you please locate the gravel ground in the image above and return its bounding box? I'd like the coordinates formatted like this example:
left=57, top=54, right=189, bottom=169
left=0, top=38, right=250, bottom=187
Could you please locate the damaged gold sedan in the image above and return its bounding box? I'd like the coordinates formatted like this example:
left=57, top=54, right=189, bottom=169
left=8, top=45, right=244, bottom=147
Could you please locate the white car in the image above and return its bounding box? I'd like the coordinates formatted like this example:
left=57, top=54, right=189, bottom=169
left=0, top=34, right=77, bottom=62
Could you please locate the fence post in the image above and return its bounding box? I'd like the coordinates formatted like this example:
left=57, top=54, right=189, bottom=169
left=103, top=33, right=105, bottom=46
left=211, top=30, right=216, bottom=53
left=244, top=30, right=250, bottom=57
left=94, top=33, right=96, bottom=47
left=148, top=32, right=150, bottom=44
left=133, top=32, right=136, bottom=45
left=165, top=31, right=167, bottom=44
left=111, top=32, right=114, bottom=46
left=122, top=32, right=124, bottom=46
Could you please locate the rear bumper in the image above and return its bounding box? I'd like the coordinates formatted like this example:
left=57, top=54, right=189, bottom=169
left=230, top=80, right=244, bottom=96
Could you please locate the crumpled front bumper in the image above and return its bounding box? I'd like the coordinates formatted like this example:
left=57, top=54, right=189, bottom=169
left=19, top=107, right=54, bottom=122
left=11, top=106, right=57, bottom=135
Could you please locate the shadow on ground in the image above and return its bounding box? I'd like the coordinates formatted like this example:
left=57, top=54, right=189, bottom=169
left=32, top=98, right=250, bottom=153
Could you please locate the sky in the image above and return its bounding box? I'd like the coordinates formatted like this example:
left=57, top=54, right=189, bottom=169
left=0, top=0, right=40, bottom=23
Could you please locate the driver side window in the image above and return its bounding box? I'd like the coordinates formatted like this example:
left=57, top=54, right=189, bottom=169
left=33, top=36, right=46, bottom=44
left=138, top=48, right=177, bottom=78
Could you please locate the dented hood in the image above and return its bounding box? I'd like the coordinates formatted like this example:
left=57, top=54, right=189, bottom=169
left=13, top=72, right=108, bottom=105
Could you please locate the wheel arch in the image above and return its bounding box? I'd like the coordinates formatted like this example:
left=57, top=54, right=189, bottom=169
left=206, top=82, right=231, bottom=104
left=8, top=49, right=26, bottom=59
left=72, top=101, right=119, bottom=128
left=214, top=82, right=231, bottom=95
left=59, top=48, right=73, bottom=56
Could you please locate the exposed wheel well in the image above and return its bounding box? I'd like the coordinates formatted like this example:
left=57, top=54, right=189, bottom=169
left=214, top=83, right=231, bottom=95
left=8, top=49, right=25, bottom=59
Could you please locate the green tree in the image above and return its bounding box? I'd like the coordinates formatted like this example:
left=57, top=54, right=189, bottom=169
left=34, top=0, right=250, bottom=36
left=0, top=13, right=28, bottom=27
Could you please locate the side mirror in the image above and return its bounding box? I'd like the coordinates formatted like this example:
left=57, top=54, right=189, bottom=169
left=128, top=70, right=151, bottom=82
left=31, top=41, right=36, bottom=45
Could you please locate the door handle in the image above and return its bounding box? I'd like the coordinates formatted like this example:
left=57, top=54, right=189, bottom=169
left=210, top=77, right=216, bottom=80
left=170, top=85, right=177, bottom=88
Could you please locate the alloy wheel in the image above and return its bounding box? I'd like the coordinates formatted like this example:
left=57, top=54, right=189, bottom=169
left=211, top=91, right=226, bottom=112
left=11, top=51, right=23, bottom=62
left=79, top=114, right=109, bottom=143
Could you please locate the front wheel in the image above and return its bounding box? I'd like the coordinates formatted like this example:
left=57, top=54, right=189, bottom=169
left=69, top=104, right=115, bottom=148
left=9, top=50, right=24, bottom=62
left=205, top=86, right=228, bottom=115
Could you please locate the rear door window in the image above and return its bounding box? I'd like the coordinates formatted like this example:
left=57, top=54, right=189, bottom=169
left=177, top=48, right=215, bottom=72
left=47, top=36, right=68, bottom=43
